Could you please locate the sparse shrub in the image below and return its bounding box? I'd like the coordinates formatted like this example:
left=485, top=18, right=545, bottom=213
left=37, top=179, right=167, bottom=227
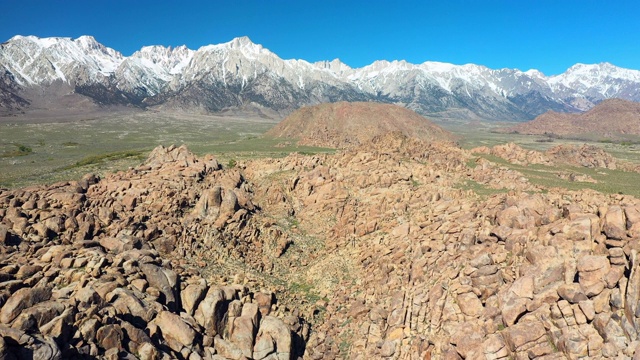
left=17, top=145, right=32, bottom=154
left=1, top=143, right=33, bottom=158
left=227, top=159, right=237, bottom=168
left=64, top=150, right=145, bottom=169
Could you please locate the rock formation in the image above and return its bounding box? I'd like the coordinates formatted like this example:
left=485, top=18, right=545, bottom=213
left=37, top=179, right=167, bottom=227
left=473, top=142, right=640, bottom=172
left=2, top=134, right=640, bottom=359
left=0, top=145, right=307, bottom=359
left=266, top=102, right=455, bottom=148
left=505, top=98, right=640, bottom=140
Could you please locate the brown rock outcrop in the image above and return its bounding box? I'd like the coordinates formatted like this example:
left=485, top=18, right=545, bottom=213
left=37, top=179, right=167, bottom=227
left=506, top=98, right=640, bottom=140
left=2, top=134, right=640, bottom=359
left=266, top=101, right=455, bottom=148
left=0, top=145, right=308, bottom=359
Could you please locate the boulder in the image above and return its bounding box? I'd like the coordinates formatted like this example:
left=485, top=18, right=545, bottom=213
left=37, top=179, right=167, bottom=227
left=215, top=337, right=243, bottom=359
left=11, top=300, right=65, bottom=331
left=181, top=282, right=208, bottom=316
left=0, top=224, right=9, bottom=245
left=503, top=321, right=547, bottom=353
left=625, top=205, right=640, bottom=236
left=456, top=292, right=483, bottom=317
left=194, top=287, right=233, bottom=336
left=230, top=316, right=257, bottom=358
left=254, top=317, right=291, bottom=360
left=255, top=292, right=275, bottom=316
left=577, top=255, right=610, bottom=297
left=450, top=322, right=485, bottom=358
left=108, top=287, right=153, bottom=326
left=603, top=206, right=626, bottom=240
left=214, top=189, right=239, bottom=229
left=16, top=335, right=62, bottom=360
left=0, top=286, right=52, bottom=324
left=501, top=297, right=527, bottom=327
left=193, top=187, right=222, bottom=219
left=96, top=324, right=124, bottom=351
left=140, top=263, right=178, bottom=311
left=155, top=310, right=196, bottom=351
left=557, top=283, right=588, bottom=303
left=39, top=307, right=74, bottom=343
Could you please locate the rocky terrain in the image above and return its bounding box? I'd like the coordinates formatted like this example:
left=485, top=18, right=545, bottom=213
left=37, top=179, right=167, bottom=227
left=505, top=98, right=640, bottom=140
left=473, top=142, right=639, bottom=171
left=266, top=102, right=455, bottom=148
left=2, top=125, right=640, bottom=359
left=4, top=35, right=640, bottom=120
left=0, top=145, right=310, bottom=359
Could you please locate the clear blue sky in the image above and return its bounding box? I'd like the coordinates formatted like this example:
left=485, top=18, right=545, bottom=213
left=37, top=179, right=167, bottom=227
left=1, top=0, right=638, bottom=75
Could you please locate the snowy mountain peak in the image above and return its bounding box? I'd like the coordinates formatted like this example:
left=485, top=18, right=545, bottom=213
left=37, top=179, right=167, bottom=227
left=230, top=36, right=257, bottom=47
left=74, top=36, right=123, bottom=61
left=6, top=35, right=69, bottom=49
left=227, top=36, right=269, bottom=57
left=362, top=60, right=415, bottom=73
left=420, top=61, right=459, bottom=73
left=561, top=62, right=638, bottom=78
left=75, top=35, right=99, bottom=48
left=132, top=45, right=194, bottom=65
left=3, top=34, right=640, bottom=120
left=7, top=35, right=41, bottom=43
left=550, top=62, right=640, bottom=91
left=198, top=36, right=266, bottom=55
left=566, top=62, right=611, bottom=71
left=524, top=69, right=546, bottom=79
left=313, top=58, right=352, bottom=74
left=0, top=35, right=124, bottom=85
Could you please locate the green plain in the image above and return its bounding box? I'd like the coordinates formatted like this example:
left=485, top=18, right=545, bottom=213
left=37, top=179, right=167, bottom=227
left=1, top=112, right=640, bottom=199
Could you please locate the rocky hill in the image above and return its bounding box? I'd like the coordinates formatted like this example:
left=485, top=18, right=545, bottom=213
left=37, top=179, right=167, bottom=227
left=506, top=98, right=640, bottom=139
left=4, top=35, right=640, bottom=120
left=2, top=136, right=640, bottom=358
left=265, top=102, right=455, bottom=148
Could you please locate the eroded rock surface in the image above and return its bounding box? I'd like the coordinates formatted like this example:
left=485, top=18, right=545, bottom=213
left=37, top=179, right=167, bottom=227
left=2, top=136, right=640, bottom=359
left=0, top=145, right=307, bottom=359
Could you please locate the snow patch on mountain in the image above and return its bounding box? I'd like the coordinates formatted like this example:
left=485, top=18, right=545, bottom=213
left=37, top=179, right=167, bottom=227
left=2, top=35, right=640, bottom=120
left=1, top=35, right=123, bottom=85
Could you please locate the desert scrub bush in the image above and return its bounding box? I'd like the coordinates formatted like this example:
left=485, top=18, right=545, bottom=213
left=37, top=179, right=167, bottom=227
left=1, top=143, right=33, bottom=158
left=17, top=144, right=32, bottom=154
left=64, top=150, right=145, bottom=169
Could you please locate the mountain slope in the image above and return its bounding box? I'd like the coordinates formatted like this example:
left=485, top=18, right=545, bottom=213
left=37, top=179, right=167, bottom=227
left=2, top=35, right=640, bottom=120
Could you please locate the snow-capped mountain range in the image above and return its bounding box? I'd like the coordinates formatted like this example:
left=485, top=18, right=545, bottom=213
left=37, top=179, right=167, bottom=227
left=2, top=35, right=640, bottom=121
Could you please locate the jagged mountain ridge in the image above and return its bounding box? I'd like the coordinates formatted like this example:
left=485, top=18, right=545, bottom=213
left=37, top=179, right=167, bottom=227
left=2, top=35, right=640, bottom=120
